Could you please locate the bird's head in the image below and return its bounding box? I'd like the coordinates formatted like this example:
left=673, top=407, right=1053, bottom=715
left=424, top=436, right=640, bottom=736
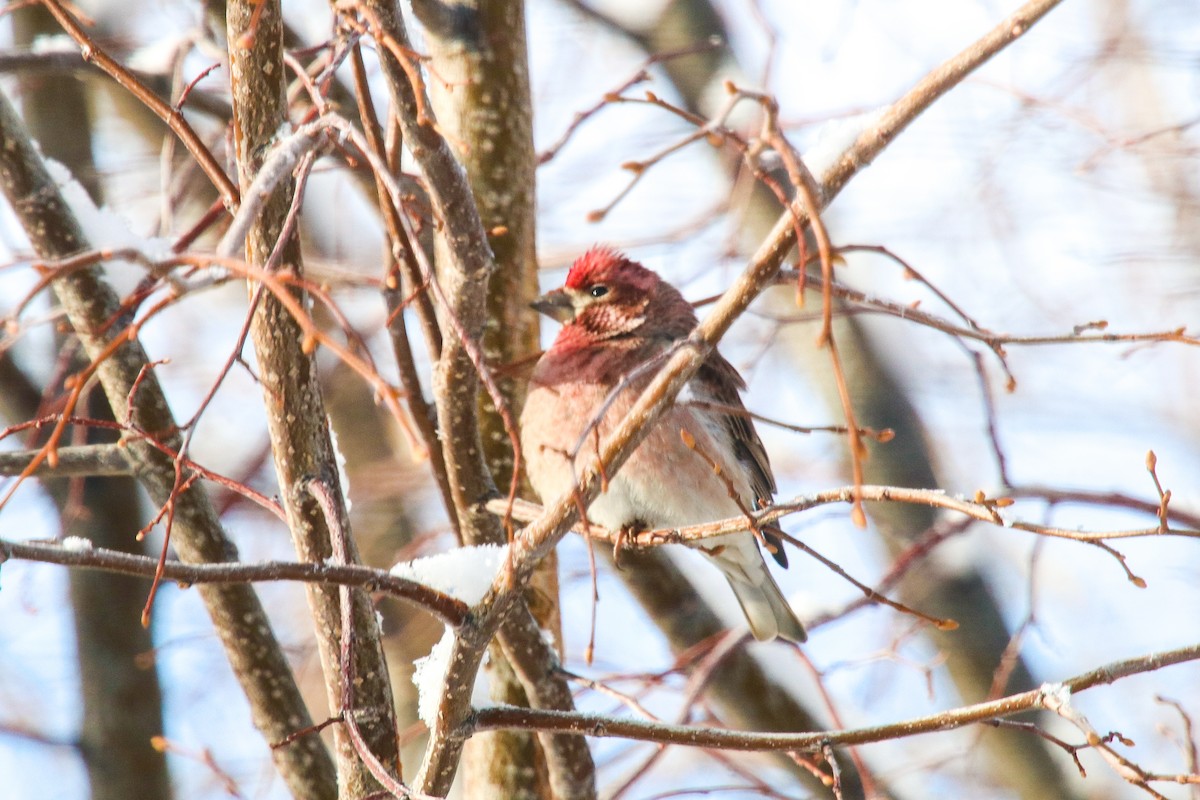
left=532, top=246, right=690, bottom=341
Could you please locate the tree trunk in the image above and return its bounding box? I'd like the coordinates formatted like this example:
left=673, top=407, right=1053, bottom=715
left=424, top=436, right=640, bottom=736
left=224, top=1, right=400, bottom=795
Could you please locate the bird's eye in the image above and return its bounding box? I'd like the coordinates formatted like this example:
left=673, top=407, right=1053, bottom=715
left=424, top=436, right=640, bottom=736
left=589, top=285, right=609, bottom=298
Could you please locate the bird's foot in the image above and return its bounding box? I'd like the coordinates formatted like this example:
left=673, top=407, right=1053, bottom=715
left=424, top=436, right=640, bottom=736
left=612, top=520, right=648, bottom=569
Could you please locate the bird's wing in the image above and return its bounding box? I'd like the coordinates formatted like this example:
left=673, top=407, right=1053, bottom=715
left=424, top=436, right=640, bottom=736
left=693, top=352, right=789, bottom=568
left=695, top=351, right=776, bottom=499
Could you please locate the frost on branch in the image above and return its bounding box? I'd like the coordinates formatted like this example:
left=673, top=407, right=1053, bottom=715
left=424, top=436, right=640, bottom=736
left=60, top=536, right=94, bottom=553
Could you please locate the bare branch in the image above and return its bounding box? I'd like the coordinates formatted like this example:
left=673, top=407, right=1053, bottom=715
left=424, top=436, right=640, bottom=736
left=0, top=85, right=338, bottom=799
left=471, top=644, right=1200, bottom=752
left=0, top=536, right=469, bottom=625
left=36, top=0, right=239, bottom=209
left=370, top=2, right=1078, bottom=789
left=786, top=269, right=1198, bottom=354
left=0, top=442, right=131, bottom=477
left=225, top=1, right=399, bottom=792
left=490, top=485, right=1200, bottom=549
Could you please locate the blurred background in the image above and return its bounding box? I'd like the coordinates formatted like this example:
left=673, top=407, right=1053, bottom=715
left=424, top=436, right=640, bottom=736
left=1, top=0, right=1198, bottom=798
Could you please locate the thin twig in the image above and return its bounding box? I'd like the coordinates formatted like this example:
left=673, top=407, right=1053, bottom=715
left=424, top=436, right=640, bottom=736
left=537, top=37, right=724, bottom=165
left=37, top=0, right=239, bottom=208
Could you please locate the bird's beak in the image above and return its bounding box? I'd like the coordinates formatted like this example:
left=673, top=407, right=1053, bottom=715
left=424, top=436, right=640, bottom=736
left=530, top=289, right=575, bottom=323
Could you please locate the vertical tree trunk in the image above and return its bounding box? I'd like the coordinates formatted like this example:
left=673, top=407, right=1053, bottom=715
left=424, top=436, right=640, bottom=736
left=415, top=2, right=574, bottom=797
left=224, top=1, right=400, bottom=796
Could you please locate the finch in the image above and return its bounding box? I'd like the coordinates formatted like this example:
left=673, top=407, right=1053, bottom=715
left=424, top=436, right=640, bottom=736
left=520, top=246, right=806, bottom=643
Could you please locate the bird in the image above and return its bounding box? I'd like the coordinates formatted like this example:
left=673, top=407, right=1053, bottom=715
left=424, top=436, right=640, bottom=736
left=519, top=246, right=806, bottom=643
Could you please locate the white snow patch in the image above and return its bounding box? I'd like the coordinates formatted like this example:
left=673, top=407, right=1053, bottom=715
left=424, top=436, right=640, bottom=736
left=61, top=536, right=94, bottom=552
left=44, top=159, right=173, bottom=260
left=801, top=108, right=886, bottom=180
left=391, top=543, right=509, bottom=606
left=413, top=628, right=454, bottom=727
left=412, top=629, right=493, bottom=728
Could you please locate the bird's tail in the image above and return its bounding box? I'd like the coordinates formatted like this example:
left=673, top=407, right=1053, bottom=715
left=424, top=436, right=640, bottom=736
left=706, top=533, right=807, bottom=643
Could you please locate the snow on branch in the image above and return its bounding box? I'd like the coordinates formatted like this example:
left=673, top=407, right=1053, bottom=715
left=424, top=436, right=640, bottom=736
left=391, top=544, right=510, bottom=608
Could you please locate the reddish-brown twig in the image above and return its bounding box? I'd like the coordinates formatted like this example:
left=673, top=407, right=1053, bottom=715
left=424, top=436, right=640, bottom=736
left=38, top=0, right=238, bottom=209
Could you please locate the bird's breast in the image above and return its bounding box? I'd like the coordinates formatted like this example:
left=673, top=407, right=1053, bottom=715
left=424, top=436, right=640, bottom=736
left=520, top=373, right=752, bottom=531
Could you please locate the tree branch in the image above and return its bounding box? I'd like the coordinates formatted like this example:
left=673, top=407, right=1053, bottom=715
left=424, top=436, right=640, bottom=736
left=225, top=2, right=399, bottom=793
left=383, top=0, right=1072, bottom=792
left=0, top=442, right=133, bottom=477
left=0, top=536, right=470, bottom=625
left=37, top=0, right=239, bottom=209
left=489, top=489, right=1200, bottom=548
left=0, top=85, right=338, bottom=800
left=471, top=642, right=1200, bottom=751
